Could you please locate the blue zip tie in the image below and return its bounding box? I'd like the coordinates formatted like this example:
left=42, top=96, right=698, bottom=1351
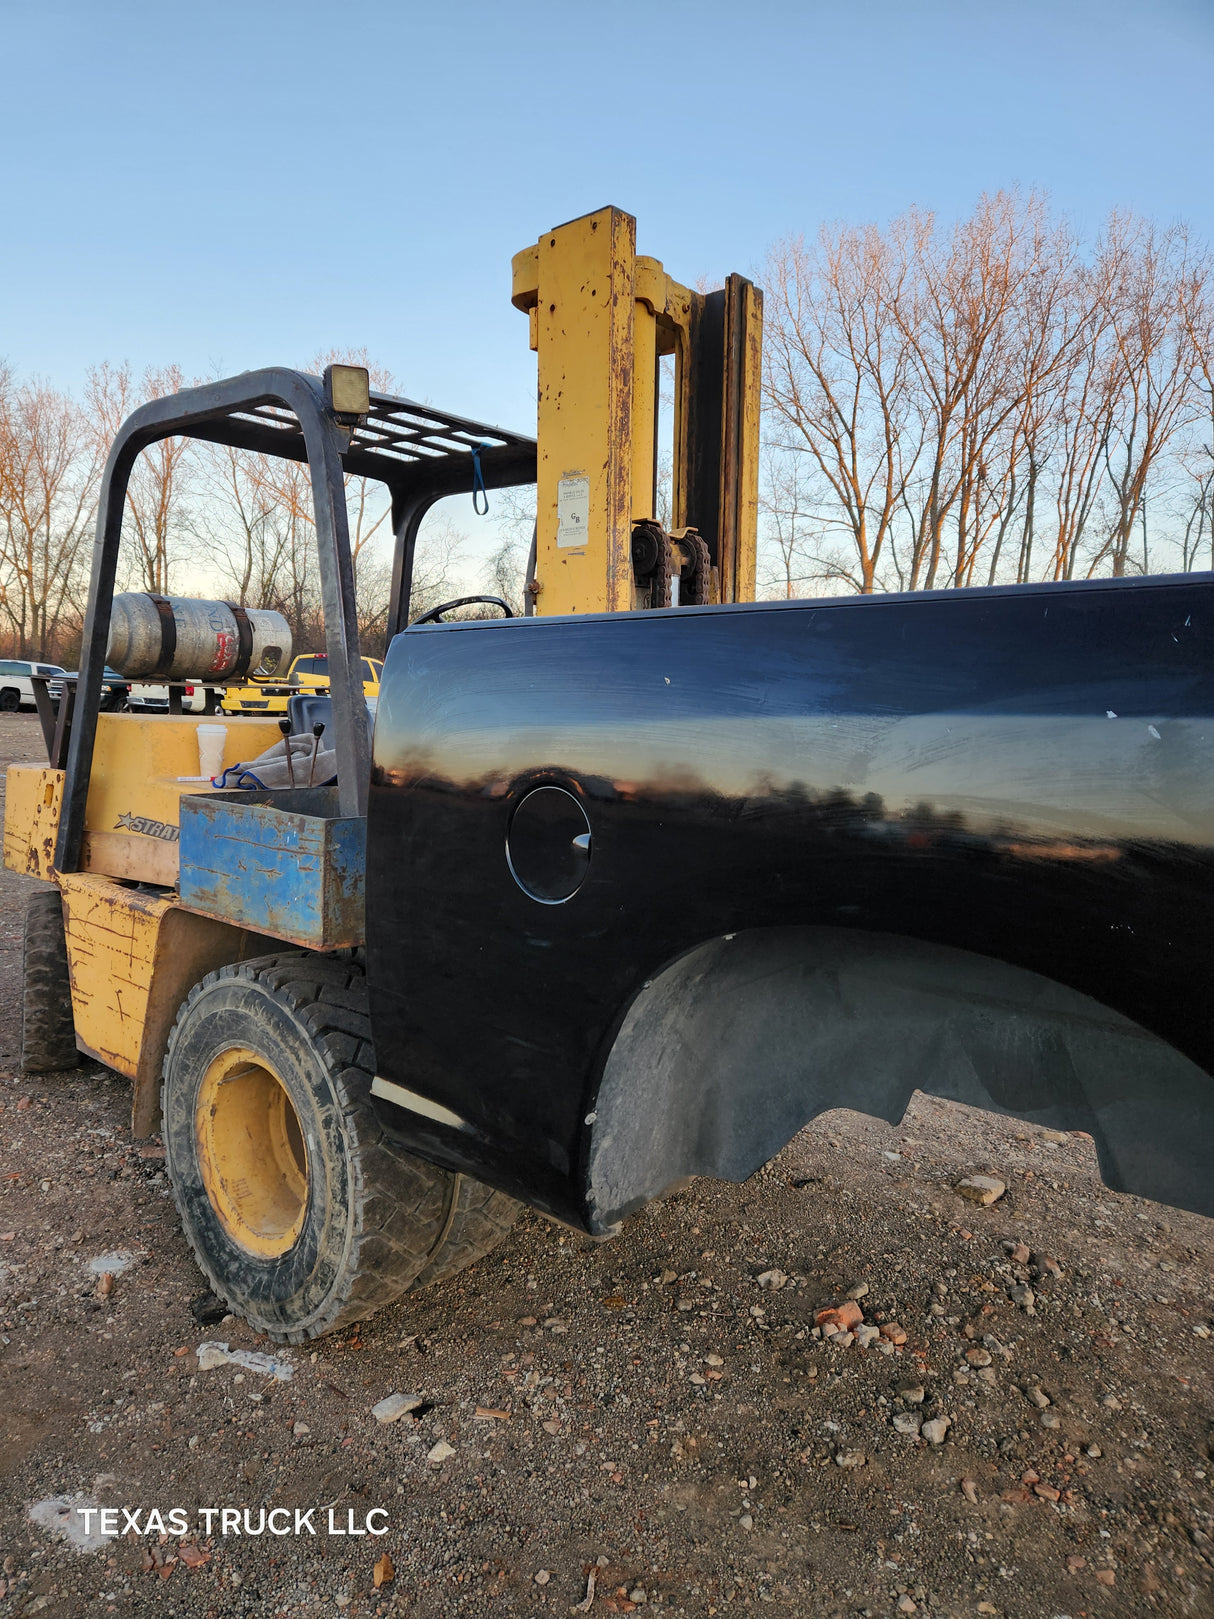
left=470, top=441, right=491, bottom=516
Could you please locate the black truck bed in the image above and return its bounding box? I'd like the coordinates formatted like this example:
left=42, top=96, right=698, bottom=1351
left=366, top=575, right=1214, bottom=1231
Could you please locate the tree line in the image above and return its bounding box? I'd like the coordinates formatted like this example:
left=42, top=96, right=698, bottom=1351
left=2, top=194, right=1212, bottom=667
left=760, top=192, right=1213, bottom=596
left=0, top=350, right=468, bottom=666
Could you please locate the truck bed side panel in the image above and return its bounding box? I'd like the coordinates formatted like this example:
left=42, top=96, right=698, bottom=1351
left=366, top=577, right=1214, bottom=1228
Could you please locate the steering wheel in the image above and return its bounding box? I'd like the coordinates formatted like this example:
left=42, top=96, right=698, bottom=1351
left=411, top=595, right=515, bottom=625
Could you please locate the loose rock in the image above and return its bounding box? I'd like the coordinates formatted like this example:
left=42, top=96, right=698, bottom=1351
left=814, top=1300, right=863, bottom=1332
left=371, top=1392, right=423, bottom=1424
left=921, top=1416, right=952, bottom=1445
left=954, top=1175, right=1006, bottom=1206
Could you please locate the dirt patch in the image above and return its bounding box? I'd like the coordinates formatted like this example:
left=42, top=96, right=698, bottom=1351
left=0, top=714, right=1211, bottom=1617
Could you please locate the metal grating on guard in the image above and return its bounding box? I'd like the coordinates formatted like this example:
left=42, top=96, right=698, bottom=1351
left=224, top=391, right=534, bottom=480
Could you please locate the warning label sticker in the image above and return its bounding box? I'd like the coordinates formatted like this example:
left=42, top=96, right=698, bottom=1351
left=557, top=474, right=590, bottom=549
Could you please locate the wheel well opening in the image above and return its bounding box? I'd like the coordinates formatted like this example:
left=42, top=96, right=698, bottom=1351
left=585, top=926, right=1213, bottom=1230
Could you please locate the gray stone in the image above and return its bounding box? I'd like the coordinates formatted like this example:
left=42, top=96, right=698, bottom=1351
left=371, top=1393, right=423, bottom=1424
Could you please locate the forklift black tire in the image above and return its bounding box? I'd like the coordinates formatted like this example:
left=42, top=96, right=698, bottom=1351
left=161, top=951, right=518, bottom=1342
left=408, top=1174, right=525, bottom=1291
left=21, top=887, right=80, bottom=1073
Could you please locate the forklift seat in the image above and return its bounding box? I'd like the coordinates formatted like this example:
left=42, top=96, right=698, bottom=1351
left=286, top=692, right=375, bottom=759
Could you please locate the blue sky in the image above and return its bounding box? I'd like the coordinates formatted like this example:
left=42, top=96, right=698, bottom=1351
left=3, top=0, right=1211, bottom=444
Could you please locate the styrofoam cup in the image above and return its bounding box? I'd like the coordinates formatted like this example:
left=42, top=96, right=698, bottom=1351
left=197, top=723, right=227, bottom=780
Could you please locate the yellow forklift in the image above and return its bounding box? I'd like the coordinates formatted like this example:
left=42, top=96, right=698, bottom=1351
left=4, top=207, right=762, bottom=1339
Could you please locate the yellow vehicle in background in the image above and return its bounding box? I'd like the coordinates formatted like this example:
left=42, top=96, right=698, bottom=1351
left=221, top=651, right=383, bottom=715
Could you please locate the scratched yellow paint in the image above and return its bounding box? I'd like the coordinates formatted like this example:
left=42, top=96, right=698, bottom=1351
left=511, top=207, right=758, bottom=615
left=58, top=871, right=176, bottom=1079
left=3, top=765, right=64, bottom=880
left=512, top=207, right=639, bottom=615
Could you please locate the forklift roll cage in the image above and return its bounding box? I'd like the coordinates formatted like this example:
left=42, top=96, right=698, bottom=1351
left=56, top=365, right=537, bottom=872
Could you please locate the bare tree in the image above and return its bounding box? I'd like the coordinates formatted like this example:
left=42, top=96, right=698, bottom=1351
left=1180, top=276, right=1214, bottom=569
left=410, top=515, right=467, bottom=619
left=761, top=195, right=1211, bottom=596
left=0, top=377, right=99, bottom=658
left=894, top=193, right=1053, bottom=589
left=764, top=216, right=921, bottom=593
left=756, top=447, right=840, bottom=596
left=86, top=363, right=193, bottom=592
left=1087, top=218, right=1206, bottom=577
left=194, top=442, right=295, bottom=608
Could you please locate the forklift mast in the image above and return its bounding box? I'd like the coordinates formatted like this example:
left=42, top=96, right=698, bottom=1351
left=512, top=205, right=762, bottom=615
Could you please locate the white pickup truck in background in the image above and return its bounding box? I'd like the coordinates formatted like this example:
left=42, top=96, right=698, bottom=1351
left=0, top=660, right=68, bottom=712
left=126, top=681, right=222, bottom=713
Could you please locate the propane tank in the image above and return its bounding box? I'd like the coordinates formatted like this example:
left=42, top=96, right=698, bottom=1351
left=106, top=594, right=292, bottom=682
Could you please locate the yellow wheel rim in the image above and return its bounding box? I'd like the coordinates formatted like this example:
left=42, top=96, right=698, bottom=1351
left=195, top=1046, right=309, bottom=1258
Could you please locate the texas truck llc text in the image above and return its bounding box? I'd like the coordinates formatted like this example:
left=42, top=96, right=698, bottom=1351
left=75, top=1507, right=389, bottom=1537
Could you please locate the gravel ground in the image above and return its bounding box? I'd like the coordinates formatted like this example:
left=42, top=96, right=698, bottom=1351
left=0, top=710, right=1211, bottom=1619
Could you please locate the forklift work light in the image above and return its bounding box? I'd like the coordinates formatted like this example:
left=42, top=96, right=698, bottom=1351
left=324, top=363, right=371, bottom=422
